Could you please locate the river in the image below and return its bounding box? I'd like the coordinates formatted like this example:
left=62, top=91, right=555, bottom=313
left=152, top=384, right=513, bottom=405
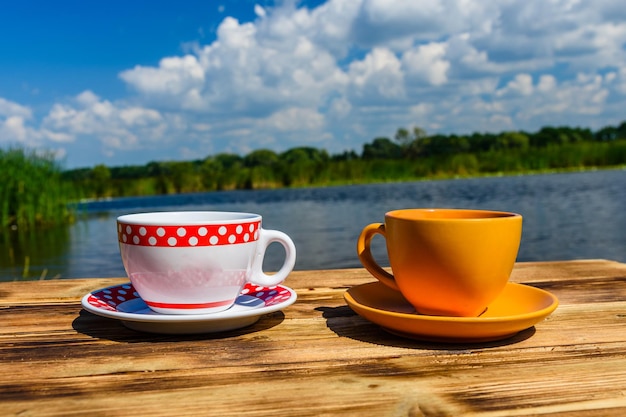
left=1, top=169, right=624, bottom=281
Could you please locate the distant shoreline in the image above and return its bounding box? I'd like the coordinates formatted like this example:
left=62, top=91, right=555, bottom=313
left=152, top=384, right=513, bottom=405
left=61, top=124, right=626, bottom=200
left=222, top=163, right=626, bottom=192
left=313, top=163, right=626, bottom=185
left=76, top=164, right=626, bottom=203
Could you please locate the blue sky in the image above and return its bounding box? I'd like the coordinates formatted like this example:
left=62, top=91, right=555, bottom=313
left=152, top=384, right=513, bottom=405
left=1, top=0, right=625, bottom=169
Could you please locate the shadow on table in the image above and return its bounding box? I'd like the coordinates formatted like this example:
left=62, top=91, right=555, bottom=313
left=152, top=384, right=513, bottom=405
left=73, top=309, right=285, bottom=342
left=316, top=305, right=535, bottom=350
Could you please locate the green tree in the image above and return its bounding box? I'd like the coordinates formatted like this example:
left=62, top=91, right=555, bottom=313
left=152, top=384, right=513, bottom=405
left=331, top=150, right=359, bottom=161
left=200, top=158, right=221, bottom=191
left=362, top=137, right=402, bottom=159
left=395, top=126, right=427, bottom=157
left=243, top=149, right=280, bottom=188
left=214, top=153, right=244, bottom=169
left=468, top=132, right=497, bottom=153
left=617, top=121, right=626, bottom=139
left=530, top=127, right=569, bottom=147
left=201, top=153, right=245, bottom=190
left=167, top=161, right=196, bottom=193
left=493, top=132, right=530, bottom=151
left=145, top=161, right=171, bottom=194
left=595, top=125, right=619, bottom=141
left=280, top=147, right=329, bottom=164
left=244, top=149, right=279, bottom=167
left=91, top=164, right=111, bottom=198
left=279, top=147, right=329, bottom=186
left=417, top=134, right=470, bottom=157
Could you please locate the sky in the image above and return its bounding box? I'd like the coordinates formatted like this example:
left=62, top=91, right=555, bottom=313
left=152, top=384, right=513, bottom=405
left=1, top=0, right=626, bottom=169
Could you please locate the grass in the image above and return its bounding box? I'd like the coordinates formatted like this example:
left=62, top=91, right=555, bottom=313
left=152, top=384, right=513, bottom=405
left=0, top=147, right=77, bottom=230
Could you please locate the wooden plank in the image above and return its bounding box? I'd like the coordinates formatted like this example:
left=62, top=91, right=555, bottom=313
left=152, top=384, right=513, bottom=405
left=2, top=259, right=625, bottom=304
left=1, top=260, right=625, bottom=416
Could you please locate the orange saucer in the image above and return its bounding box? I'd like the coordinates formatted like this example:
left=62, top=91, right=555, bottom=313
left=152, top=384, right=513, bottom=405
left=344, top=282, right=558, bottom=343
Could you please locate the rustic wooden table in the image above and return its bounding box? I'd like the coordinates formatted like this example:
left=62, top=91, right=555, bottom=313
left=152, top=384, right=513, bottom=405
left=2, top=259, right=626, bottom=416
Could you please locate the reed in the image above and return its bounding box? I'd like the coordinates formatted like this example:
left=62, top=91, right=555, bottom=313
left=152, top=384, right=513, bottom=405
left=0, top=147, right=77, bottom=230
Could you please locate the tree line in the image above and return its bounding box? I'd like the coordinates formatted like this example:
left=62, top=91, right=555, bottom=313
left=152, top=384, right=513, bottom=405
left=62, top=122, right=626, bottom=199
left=4, top=121, right=624, bottom=230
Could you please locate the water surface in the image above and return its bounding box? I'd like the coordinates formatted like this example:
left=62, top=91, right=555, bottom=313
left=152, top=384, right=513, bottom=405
left=1, top=169, right=624, bottom=281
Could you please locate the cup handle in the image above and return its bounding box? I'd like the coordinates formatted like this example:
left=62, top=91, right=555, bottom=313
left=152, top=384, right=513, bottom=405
left=250, top=229, right=296, bottom=287
left=357, top=223, right=400, bottom=291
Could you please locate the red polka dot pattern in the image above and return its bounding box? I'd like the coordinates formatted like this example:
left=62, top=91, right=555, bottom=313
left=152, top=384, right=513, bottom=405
left=86, top=282, right=293, bottom=311
left=117, top=221, right=261, bottom=247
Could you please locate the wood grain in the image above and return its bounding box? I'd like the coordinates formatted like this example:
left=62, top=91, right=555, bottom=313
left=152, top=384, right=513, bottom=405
left=1, top=260, right=626, bottom=416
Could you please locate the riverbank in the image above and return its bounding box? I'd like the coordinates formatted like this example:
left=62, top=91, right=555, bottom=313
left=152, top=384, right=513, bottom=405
left=316, top=163, right=626, bottom=187
left=66, top=140, right=626, bottom=199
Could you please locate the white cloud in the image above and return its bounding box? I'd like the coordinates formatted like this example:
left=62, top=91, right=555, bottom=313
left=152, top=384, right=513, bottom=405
left=264, top=107, right=325, bottom=132
left=329, top=97, right=352, bottom=119
left=119, top=55, right=206, bottom=110
left=0, top=98, right=41, bottom=147
left=118, top=107, right=162, bottom=127
left=2, top=116, right=29, bottom=141
left=616, top=68, right=626, bottom=94
left=402, top=42, right=450, bottom=86
left=41, top=91, right=167, bottom=153
left=41, top=129, right=74, bottom=143
left=537, top=75, right=557, bottom=93
left=497, top=74, right=535, bottom=97
left=0, top=97, right=32, bottom=119
left=4, top=0, right=626, bottom=167
left=490, top=70, right=614, bottom=128
left=76, top=90, right=100, bottom=106
left=254, top=4, right=266, bottom=18
left=348, top=48, right=404, bottom=100
left=121, top=55, right=205, bottom=96
left=349, top=0, right=496, bottom=50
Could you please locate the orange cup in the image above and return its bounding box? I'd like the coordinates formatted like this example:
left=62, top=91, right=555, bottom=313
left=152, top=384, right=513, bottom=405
left=357, top=209, right=522, bottom=317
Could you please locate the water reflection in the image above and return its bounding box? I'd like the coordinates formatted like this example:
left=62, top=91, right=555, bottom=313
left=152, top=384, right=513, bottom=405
left=0, top=225, right=70, bottom=280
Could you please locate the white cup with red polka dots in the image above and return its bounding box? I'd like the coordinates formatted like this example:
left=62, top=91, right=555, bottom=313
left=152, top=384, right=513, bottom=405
left=117, top=211, right=296, bottom=315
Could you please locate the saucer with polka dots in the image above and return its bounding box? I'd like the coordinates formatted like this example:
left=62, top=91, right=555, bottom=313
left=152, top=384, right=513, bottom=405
left=81, top=282, right=297, bottom=334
